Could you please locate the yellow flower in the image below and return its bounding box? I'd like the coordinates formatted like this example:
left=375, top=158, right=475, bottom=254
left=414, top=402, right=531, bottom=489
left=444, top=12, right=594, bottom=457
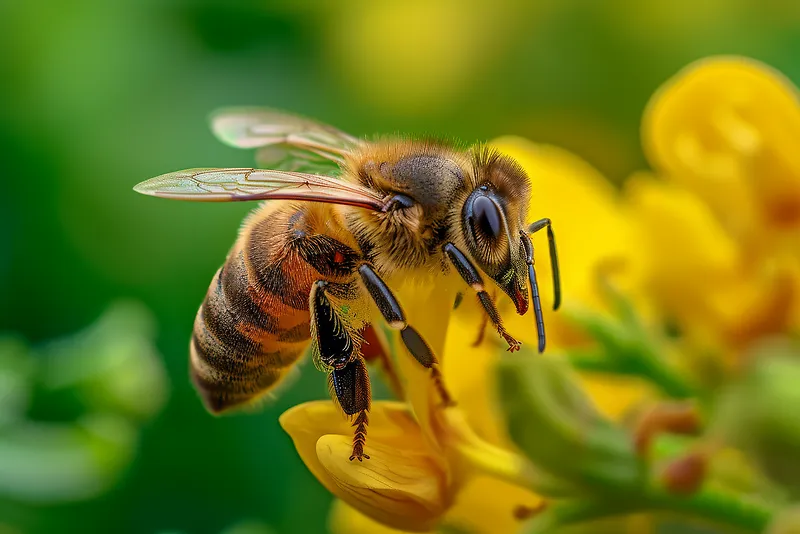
left=631, top=57, right=800, bottom=356
left=644, top=57, right=800, bottom=241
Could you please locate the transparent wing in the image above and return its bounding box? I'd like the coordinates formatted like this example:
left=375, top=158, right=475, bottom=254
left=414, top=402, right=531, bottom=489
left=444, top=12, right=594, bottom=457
left=134, top=168, right=387, bottom=210
left=210, top=107, right=360, bottom=174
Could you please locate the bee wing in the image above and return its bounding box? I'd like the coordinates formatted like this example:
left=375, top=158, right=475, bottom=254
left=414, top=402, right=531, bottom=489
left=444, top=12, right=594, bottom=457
left=134, top=168, right=387, bottom=210
left=210, top=107, right=359, bottom=174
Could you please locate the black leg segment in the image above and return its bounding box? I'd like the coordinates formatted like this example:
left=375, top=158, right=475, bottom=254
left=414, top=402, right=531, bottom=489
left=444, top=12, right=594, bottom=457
left=358, top=263, right=435, bottom=367
left=330, top=356, right=371, bottom=416
left=310, top=280, right=354, bottom=370
left=400, top=327, right=435, bottom=367
left=329, top=357, right=372, bottom=461
left=528, top=218, right=561, bottom=311
left=443, top=243, right=521, bottom=352
left=357, top=263, right=454, bottom=406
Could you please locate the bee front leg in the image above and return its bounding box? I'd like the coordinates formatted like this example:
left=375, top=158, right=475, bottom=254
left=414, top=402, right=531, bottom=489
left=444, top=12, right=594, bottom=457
left=443, top=243, right=522, bottom=352
left=310, top=280, right=373, bottom=461
left=357, top=264, right=455, bottom=408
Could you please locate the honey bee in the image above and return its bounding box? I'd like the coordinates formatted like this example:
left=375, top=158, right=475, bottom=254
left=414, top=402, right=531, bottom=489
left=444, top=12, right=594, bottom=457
left=135, top=108, right=560, bottom=461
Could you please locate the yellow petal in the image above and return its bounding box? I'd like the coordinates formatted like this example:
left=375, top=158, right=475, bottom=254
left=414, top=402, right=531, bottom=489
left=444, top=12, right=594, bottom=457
left=441, top=303, right=509, bottom=447
left=644, top=56, right=800, bottom=236
left=280, top=401, right=450, bottom=532
left=623, top=172, right=799, bottom=353
left=328, top=499, right=423, bottom=534
left=443, top=475, right=543, bottom=534
left=386, top=277, right=460, bottom=448
left=488, top=136, right=639, bottom=348
left=707, top=257, right=799, bottom=352
left=280, top=402, right=440, bottom=492
left=317, top=435, right=450, bottom=532
left=625, top=173, right=740, bottom=291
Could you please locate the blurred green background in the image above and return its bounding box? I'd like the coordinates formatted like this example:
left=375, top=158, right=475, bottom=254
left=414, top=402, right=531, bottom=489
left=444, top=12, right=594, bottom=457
left=1, top=1, right=799, bottom=533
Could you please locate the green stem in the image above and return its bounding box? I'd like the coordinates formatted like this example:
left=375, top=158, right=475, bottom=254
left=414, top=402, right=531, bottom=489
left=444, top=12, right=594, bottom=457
left=524, top=500, right=631, bottom=534
left=523, top=487, right=776, bottom=534
left=566, top=350, right=619, bottom=373
left=565, top=289, right=698, bottom=400
left=444, top=410, right=581, bottom=497
left=646, top=486, right=776, bottom=533
left=634, top=345, right=697, bottom=399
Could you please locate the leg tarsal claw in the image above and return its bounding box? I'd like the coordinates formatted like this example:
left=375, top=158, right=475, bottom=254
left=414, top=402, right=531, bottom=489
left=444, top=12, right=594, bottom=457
left=499, top=329, right=522, bottom=352
left=349, top=441, right=370, bottom=461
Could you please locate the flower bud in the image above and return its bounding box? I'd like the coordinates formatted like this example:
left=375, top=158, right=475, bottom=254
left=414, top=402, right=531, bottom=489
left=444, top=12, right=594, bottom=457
left=713, top=341, right=800, bottom=495
left=498, top=351, right=645, bottom=492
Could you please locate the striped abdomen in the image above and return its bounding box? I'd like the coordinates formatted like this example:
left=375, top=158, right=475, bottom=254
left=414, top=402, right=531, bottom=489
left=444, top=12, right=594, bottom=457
left=190, top=203, right=360, bottom=413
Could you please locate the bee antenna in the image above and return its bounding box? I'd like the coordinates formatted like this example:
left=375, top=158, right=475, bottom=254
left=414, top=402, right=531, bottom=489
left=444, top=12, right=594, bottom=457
left=527, top=219, right=561, bottom=311
left=519, top=232, right=545, bottom=353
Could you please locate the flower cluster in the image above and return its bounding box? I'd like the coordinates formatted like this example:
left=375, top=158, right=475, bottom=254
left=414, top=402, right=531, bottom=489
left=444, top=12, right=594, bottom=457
left=281, top=57, right=800, bottom=533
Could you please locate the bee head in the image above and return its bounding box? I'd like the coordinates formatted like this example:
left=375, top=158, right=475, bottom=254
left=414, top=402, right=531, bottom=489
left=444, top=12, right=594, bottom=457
left=459, top=148, right=532, bottom=315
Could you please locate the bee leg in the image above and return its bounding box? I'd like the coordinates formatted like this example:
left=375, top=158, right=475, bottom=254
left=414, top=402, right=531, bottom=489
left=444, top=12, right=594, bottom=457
left=357, top=263, right=455, bottom=407
left=472, top=290, right=493, bottom=347
left=330, top=357, right=372, bottom=461
left=311, top=280, right=373, bottom=461
left=443, top=243, right=522, bottom=352
left=310, top=280, right=358, bottom=369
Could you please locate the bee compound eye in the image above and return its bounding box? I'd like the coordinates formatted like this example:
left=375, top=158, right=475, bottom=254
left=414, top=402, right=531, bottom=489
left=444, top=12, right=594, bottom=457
left=472, top=195, right=502, bottom=238
left=386, top=193, right=414, bottom=211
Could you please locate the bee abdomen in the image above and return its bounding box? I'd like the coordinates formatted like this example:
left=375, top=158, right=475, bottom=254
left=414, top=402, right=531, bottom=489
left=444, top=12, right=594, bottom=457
left=190, top=252, right=311, bottom=413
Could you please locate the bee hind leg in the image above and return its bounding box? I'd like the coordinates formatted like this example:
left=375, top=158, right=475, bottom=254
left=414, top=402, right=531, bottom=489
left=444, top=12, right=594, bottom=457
left=311, top=280, right=373, bottom=461
left=357, top=264, right=455, bottom=408
left=330, top=358, right=371, bottom=461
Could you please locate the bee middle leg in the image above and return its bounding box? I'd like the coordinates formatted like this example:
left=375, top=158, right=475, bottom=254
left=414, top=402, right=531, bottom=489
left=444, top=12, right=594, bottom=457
left=310, top=280, right=372, bottom=461
left=472, top=290, right=493, bottom=347
left=357, top=264, right=455, bottom=407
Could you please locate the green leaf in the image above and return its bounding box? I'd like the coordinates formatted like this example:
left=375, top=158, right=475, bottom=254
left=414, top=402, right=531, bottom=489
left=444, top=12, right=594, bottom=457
left=38, top=301, right=168, bottom=419
left=565, top=303, right=696, bottom=399
left=0, top=336, right=34, bottom=429
left=0, top=414, right=136, bottom=503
